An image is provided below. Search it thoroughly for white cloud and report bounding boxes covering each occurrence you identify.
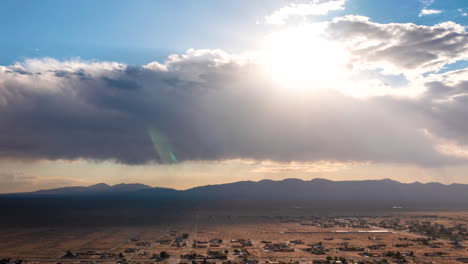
[264,0,346,25]
[419,9,442,16]
[326,16,468,76]
[420,0,435,6]
[457,8,468,16]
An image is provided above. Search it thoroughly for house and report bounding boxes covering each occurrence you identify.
[290,240,305,245]
[367,244,386,250]
[313,260,328,264]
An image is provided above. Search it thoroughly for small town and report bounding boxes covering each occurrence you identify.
[0,212,466,264]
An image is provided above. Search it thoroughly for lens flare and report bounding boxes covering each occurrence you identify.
[148,127,178,164]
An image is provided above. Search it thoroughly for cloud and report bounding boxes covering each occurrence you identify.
[0,47,467,167]
[0,172,82,193]
[420,0,434,6]
[264,0,346,25]
[419,9,442,17]
[0,17,467,167]
[0,173,37,193]
[458,9,468,16]
[326,16,468,75]
[418,68,468,146]
[251,160,361,173]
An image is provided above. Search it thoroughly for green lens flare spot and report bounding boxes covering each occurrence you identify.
[148,127,178,164]
[169,152,178,162]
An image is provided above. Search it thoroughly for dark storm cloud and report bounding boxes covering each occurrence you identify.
[417,69,468,146]
[0,46,466,166]
[102,77,141,90]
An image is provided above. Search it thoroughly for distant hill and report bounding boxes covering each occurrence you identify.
[1,178,467,227]
[179,178,468,202]
[31,183,152,195]
[13,178,468,203]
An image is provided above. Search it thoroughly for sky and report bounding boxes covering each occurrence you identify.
[0,0,468,193]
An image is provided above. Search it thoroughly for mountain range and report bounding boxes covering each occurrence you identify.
[10,178,468,203]
[1,178,467,227]
[31,182,152,195]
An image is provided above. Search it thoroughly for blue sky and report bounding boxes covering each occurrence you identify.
[1,0,466,65]
[0,0,278,64]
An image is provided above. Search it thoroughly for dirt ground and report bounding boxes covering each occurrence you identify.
[0,211,466,264]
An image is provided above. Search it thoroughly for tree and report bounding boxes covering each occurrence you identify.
[395,251,403,260]
[160,251,170,259]
[63,250,74,258]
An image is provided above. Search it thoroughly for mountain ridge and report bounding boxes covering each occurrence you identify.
[30,182,152,195]
[5,178,467,204]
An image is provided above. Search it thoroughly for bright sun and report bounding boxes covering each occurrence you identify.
[260,24,349,89]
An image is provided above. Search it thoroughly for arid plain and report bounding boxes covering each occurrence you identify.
[1,210,467,264]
